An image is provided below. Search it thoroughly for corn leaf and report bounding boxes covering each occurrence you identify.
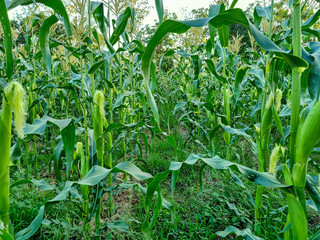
[53,140,63,183]
[306,175,320,213]
[39,15,58,74]
[78,163,153,186]
[302,9,320,29]
[308,55,320,101]
[109,7,134,45]
[254,6,271,27]
[60,121,76,178]
[216,225,264,239]
[169,153,290,189]
[90,1,118,63]
[286,193,308,240]
[15,206,45,240]
[0,229,14,240]
[234,66,249,101]
[0,0,13,79]
[218,25,229,47]
[88,59,106,74]
[24,115,73,135]
[154,0,164,24]
[9,142,22,165]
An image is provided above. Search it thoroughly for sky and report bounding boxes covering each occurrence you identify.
[144,0,256,25]
[8,0,257,25]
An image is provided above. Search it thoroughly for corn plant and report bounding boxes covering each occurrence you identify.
[0,82,27,233]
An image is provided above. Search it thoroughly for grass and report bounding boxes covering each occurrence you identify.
[8,129,320,239]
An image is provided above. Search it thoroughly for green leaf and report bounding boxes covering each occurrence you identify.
[216,225,263,240]
[53,140,63,183]
[30,179,55,191]
[306,175,320,213]
[170,169,180,197]
[48,181,74,202]
[0,229,14,240]
[24,115,72,135]
[272,105,284,137]
[78,162,153,186]
[234,66,248,101]
[166,135,177,152]
[39,15,58,74]
[88,59,106,74]
[90,1,118,63]
[302,9,320,29]
[61,120,76,178]
[286,193,308,240]
[248,22,308,71]
[254,6,271,28]
[15,206,45,240]
[78,165,112,186]
[221,125,252,139]
[0,0,13,79]
[9,0,72,36]
[311,230,320,240]
[308,55,320,101]
[229,0,238,9]
[103,221,130,232]
[10,179,33,189]
[218,25,229,47]
[205,59,227,83]
[112,162,153,181]
[109,7,133,45]
[154,0,164,24]
[169,154,290,189]
[10,142,22,165]
[143,171,170,240]
[145,170,170,211]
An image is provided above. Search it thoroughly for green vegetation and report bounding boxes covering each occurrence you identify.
[1,0,320,239]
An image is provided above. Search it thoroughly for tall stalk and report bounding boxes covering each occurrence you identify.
[286,1,309,239]
[222,47,231,160]
[93,91,105,232]
[289,1,301,172]
[255,0,274,225]
[106,60,114,214]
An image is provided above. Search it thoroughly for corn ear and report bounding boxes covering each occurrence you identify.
[258,93,274,171]
[293,100,320,188]
[0,82,26,229]
[93,91,105,166]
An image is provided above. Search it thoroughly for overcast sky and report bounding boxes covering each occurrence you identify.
[144,0,256,25]
[8,0,257,25]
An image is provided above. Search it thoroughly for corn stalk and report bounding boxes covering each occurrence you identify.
[0,82,27,231]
